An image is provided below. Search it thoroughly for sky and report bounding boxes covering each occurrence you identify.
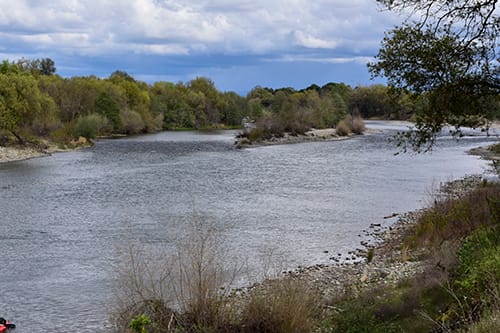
[0,0,403,94]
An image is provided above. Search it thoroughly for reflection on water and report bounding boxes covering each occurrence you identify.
[0,122,497,332]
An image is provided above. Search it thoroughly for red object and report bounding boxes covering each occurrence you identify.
[0,321,14,332]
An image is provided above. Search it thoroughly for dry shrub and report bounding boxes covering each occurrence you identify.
[335,119,351,136]
[335,115,366,136]
[171,216,239,330]
[350,115,366,134]
[239,277,321,333]
[111,215,239,333]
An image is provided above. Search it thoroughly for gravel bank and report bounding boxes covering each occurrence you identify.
[0,145,49,163]
[240,175,488,302]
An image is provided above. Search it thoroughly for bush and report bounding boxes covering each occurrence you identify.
[454,225,500,305]
[111,215,239,333]
[120,109,145,135]
[240,278,321,333]
[74,113,111,139]
[351,115,366,134]
[50,122,76,144]
[335,115,366,136]
[408,183,500,248]
[335,119,351,136]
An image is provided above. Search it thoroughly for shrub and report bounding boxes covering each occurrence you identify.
[50,122,76,143]
[111,215,239,333]
[351,115,366,134]
[239,278,321,333]
[335,115,366,136]
[120,109,145,134]
[454,225,500,304]
[335,119,351,136]
[407,183,500,248]
[74,113,111,139]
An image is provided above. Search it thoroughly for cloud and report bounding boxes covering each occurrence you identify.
[0,0,399,56]
[0,0,401,91]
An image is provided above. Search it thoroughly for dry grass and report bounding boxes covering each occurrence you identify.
[335,115,366,136]
[239,278,321,333]
[350,115,366,134]
[407,183,500,248]
[111,215,322,333]
[111,215,239,332]
[335,119,351,136]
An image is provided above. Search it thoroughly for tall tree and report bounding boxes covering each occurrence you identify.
[0,73,42,144]
[370,0,499,152]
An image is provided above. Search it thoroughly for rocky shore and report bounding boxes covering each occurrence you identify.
[240,175,489,304]
[0,145,50,163]
[0,137,91,164]
[235,127,380,148]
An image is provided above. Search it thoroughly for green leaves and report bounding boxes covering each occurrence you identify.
[0,72,42,142]
[370,0,499,152]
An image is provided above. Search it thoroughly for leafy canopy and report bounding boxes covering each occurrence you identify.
[370,0,499,152]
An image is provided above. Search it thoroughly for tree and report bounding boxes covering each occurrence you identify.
[17,58,56,75]
[94,92,122,131]
[370,0,499,152]
[0,73,42,144]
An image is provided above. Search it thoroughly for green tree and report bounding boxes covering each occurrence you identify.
[349,85,393,119]
[219,91,249,126]
[17,58,56,76]
[370,0,499,152]
[0,73,42,144]
[94,92,122,131]
[188,77,222,126]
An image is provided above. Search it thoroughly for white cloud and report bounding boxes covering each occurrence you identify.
[294,31,339,49]
[0,0,400,57]
[270,54,374,65]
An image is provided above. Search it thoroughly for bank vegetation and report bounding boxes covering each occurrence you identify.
[112,172,500,333]
[3,58,497,153]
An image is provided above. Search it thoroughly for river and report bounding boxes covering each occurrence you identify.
[0,121,497,332]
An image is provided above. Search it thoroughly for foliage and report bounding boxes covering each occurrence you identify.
[370,0,499,152]
[454,226,500,304]
[407,183,500,248]
[0,72,43,143]
[240,278,321,333]
[321,181,500,333]
[17,58,56,76]
[94,92,122,131]
[74,113,111,139]
[120,109,145,135]
[0,56,449,147]
[130,314,150,333]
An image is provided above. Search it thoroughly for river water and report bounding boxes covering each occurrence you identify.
[0,121,497,332]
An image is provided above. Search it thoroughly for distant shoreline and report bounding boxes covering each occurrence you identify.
[0,138,91,164]
[235,127,381,148]
[0,145,50,164]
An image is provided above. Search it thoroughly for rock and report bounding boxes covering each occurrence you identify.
[77,136,88,145]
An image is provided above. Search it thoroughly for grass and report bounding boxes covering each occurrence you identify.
[113,180,500,333]
[111,215,321,333]
[319,181,500,333]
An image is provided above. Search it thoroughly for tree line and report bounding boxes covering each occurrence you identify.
[1,58,498,146]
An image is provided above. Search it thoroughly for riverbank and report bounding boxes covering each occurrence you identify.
[0,145,49,163]
[240,175,499,332]
[235,127,380,148]
[0,137,91,164]
[114,175,498,332]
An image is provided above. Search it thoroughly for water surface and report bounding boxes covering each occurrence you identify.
[0,121,497,332]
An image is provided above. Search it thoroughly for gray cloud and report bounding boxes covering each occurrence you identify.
[0,0,402,91]
[0,0,400,56]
